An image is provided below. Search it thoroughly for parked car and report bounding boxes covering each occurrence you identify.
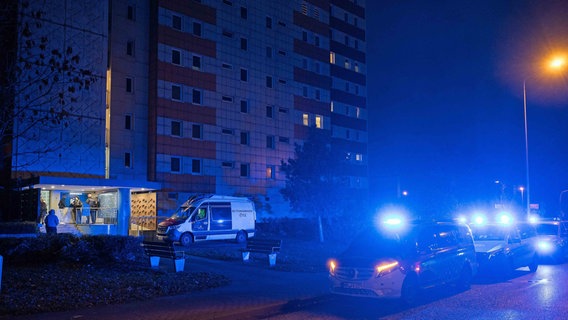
[156,194,256,246]
[328,221,478,305]
[532,220,568,263]
[470,222,538,277]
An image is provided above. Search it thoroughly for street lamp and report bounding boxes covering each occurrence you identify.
[522,55,566,219]
[519,186,525,207]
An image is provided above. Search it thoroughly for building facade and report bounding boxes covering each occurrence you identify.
[5,0,367,236]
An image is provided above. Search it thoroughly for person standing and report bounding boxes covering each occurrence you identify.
[38,198,48,225]
[86,194,98,224]
[44,209,59,235]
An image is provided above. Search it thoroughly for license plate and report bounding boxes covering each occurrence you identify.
[342,282,362,289]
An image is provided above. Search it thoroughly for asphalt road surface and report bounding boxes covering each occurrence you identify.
[263,264,568,320]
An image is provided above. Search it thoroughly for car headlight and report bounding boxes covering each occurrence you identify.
[537,240,555,253]
[328,259,338,275]
[375,260,399,278]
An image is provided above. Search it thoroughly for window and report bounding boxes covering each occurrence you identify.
[315,89,321,101]
[302,31,308,42]
[172,49,181,65]
[124,152,132,168]
[240,163,250,177]
[301,3,308,15]
[266,46,272,58]
[278,50,286,56]
[222,29,234,37]
[126,78,133,93]
[330,52,336,64]
[302,86,308,97]
[222,63,233,69]
[266,166,275,179]
[266,135,275,149]
[192,89,202,104]
[172,15,182,30]
[354,39,359,50]
[355,85,359,95]
[356,153,363,162]
[222,96,233,102]
[266,105,273,118]
[354,63,359,73]
[266,76,273,88]
[221,128,234,135]
[172,85,181,100]
[302,113,309,126]
[345,59,350,69]
[192,159,201,174]
[240,6,247,19]
[266,16,272,29]
[192,55,201,70]
[344,35,349,46]
[315,35,320,47]
[278,107,288,114]
[302,58,308,69]
[192,124,202,139]
[315,115,323,128]
[279,136,289,143]
[240,131,249,145]
[240,68,248,81]
[125,114,132,130]
[223,0,232,5]
[344,12,348,22]
[240,100,249,113]
[171,157,181,173]
[127,5,135,21]
[193,22,202,37]
[221,161,234,168]
[315,62,320,74]
[171,121,182,137]
[126,41,134,56]
[240,37,247,50]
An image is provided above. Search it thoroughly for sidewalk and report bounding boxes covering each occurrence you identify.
[13,255,330,320]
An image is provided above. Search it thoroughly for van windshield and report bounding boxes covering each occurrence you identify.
[169,205,196,221]
[343,231,415,259]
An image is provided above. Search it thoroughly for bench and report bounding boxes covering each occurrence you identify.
[141,240,188,272]
[240,238,282,267]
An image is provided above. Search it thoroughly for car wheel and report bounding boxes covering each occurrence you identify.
[179,232,193,247]
[401,275,420,306]
[528,255,539,273]
[235,230,247,243]
[456,265,472,291]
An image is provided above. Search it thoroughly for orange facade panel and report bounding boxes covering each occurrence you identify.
[157,61,216,91]
[156,135,216,159]
[157,98,216,125]
[158,25,216,58]
[157,173,216,193]
[159,0,216,25]
[294,95,330,115]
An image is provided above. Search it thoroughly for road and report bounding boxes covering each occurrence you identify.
[263,264,568,320]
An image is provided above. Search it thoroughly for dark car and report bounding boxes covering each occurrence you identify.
[328,221,478,305]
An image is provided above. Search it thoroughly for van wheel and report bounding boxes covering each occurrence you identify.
[401,275,420,306]
[235,230,247,244]
[179,233,193,247]
[528,255,539,273]
[456,265,472,291]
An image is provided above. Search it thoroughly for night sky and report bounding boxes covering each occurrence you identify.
[366,0,568,216]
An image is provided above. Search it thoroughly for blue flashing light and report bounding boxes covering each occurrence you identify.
[497,212,513,225]
[528,215,539,224]
[472,214,486,225]
[537,240,554,254]
[456,215,468,224]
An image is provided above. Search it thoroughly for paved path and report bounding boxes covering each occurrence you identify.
[13,255,329,320]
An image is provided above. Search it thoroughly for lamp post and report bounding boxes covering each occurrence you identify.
[523,81,530,219]
[522,55,566,219]
[519,186,525,207]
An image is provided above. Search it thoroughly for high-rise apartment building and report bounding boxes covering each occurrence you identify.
[3,0,367,236]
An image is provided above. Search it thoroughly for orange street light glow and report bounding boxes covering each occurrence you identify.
[549,56,566,70]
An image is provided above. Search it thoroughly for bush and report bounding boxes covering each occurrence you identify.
[0,234,144,267]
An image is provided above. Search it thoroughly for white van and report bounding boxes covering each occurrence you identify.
[156,194,256,246]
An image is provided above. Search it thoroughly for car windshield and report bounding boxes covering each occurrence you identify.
[535,224,558,236]
[471,225,508,241]
[343,230,416,259]
[169,205,196,221]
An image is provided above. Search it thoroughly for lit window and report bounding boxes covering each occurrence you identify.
[315,115,323,128]
[266,166,275,179]
[344,59,350,69]
[330,52,335,64]
[302,113,309,126]
[354,63,359,73]
[330,101,334,112]
[356,107,360,118]
[356,154,363,162]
